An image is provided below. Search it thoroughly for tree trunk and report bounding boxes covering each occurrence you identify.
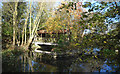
[81,31,84,38]
[25,23,27,45]
[25,15,42,49]
[21,8,29,46]
[24,11,29,45]
[21,28,24,46]
[25,3,45,50]
[13,2,18,47]
[29,2,32,38]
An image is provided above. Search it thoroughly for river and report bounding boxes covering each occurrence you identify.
[2,48,120,72]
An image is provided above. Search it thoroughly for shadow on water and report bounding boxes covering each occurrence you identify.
[2,48,120,72]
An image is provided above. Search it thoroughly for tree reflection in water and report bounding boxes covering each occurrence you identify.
[2,50,120,72]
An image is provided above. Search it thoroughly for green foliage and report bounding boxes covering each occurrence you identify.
[102,49,116,58]
[2,2,27,38]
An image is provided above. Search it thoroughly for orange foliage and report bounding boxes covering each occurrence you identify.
[44,2,86,34]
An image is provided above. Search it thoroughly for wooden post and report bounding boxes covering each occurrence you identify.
[40,54,42,61]
[41,34,42,41]
[53,52,57,59]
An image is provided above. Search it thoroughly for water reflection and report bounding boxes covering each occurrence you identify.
[69,56,120,72]
[2,50,120,72]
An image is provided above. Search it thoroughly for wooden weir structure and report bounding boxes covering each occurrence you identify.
[32,29,72,59]
[33,29,71,42]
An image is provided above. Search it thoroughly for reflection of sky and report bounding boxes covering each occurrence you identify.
[101,64,113,72]
[79,64,86,69]
[32,60,37,66]
[70,58,118,72]
[31,60,41,71]
[84,48,100,54]
[100,59,118,72]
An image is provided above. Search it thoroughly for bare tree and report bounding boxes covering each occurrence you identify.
[25,2,46,49]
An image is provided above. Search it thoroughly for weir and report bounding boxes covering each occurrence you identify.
[31,29,72,59]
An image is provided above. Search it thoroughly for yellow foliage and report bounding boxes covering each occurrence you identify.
[104,41,107,43]
[79,58,82,61]
[95,55,98,58]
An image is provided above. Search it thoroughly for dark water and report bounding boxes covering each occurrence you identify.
[2,48,120,72]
